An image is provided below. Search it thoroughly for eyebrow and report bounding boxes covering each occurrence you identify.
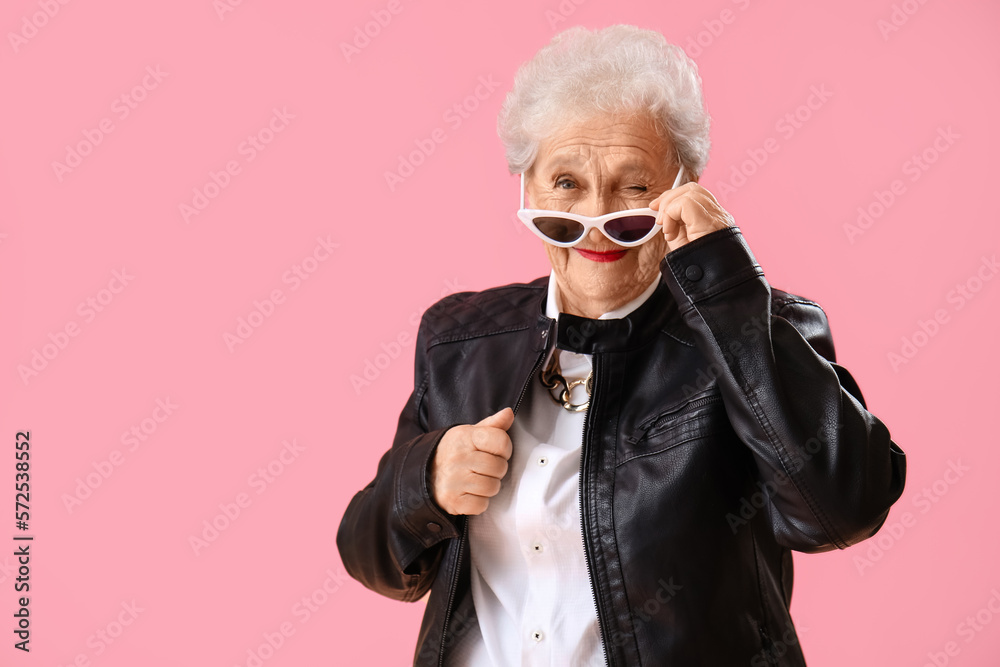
[541,159,658,180]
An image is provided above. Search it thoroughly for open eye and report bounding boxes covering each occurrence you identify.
[556,178,577,189]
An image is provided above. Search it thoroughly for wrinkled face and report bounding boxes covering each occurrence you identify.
[525,112,686,318]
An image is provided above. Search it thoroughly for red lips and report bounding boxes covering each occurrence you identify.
[575,248,628,262]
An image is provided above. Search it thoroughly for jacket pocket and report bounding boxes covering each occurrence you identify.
[617,392,728,467]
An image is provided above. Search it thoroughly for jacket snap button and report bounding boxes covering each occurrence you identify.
[685,265,703,281]
[427,522,441,533]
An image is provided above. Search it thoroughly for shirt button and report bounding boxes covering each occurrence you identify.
[531,630,544,642]
[537,456,548,466]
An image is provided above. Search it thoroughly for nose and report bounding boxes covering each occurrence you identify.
[577,191,617,218]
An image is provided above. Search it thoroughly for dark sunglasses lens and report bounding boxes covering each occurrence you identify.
[533,216,585,244]
[605,215,658,243]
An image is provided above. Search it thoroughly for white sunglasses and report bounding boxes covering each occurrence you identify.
[517,165,687,247]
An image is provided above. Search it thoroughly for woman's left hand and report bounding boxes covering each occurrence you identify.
[649,182,736,253]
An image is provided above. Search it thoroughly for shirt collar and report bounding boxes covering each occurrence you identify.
[544,268,660,321]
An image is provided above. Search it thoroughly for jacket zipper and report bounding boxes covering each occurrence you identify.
[626,394,722,444]
[748,522,774,658]
[580,357,612,667]
[436,519,466,667]
[436,343,548,667]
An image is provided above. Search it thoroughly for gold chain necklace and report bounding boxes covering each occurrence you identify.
[539,349,593,412]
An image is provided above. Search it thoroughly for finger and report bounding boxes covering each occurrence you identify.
[664,195,715,240]
[461,472,503,498]
[657,194,684,242]
[650,180,693,210]
[472,428,513,459]
[475,407,515,431]
[455,494,490,516]
[468,450,509,480]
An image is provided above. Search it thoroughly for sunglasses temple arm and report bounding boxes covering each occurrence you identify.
[672,164,686,189]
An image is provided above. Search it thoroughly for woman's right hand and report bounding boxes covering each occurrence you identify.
[429,407,515,515]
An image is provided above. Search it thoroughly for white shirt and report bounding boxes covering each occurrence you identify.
[450,270,660,666]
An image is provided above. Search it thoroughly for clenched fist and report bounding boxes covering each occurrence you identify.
[429,407,514,516]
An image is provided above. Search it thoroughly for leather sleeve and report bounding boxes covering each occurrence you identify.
[336,310,463,601]
[661,226,906,552]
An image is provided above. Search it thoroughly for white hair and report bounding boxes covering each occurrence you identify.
[497,24,711,178]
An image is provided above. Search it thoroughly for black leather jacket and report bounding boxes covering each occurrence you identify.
[337,226,906,666]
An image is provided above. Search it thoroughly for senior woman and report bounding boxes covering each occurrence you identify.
[338,25,905,666]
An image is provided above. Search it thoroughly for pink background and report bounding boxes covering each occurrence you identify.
[2,0,998,664]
